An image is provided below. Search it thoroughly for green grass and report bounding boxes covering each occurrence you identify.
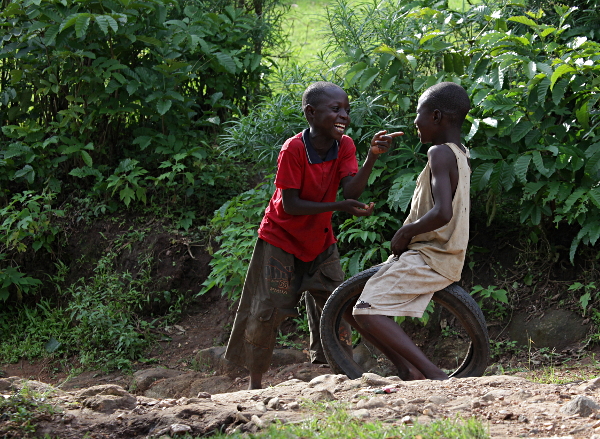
[210,402,489,439]
[281,0,477,65]
[280,0,333,65]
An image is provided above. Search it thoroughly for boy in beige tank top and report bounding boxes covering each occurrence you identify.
[351,82,471,381]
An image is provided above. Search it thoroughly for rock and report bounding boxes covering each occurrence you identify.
[351,408,370,418]
[302,388,335,402]
[361,373,395,387]
[307,374,348,391]
[507,309,590,349]
[560,395,600,417]
[75,384,131,399]
[82,394,137,414]
[255,402,267,413]
[251,414,265,428]
[0,378,11,391]
[428,395,448,405]
[131,368,183,393]
[352,341,379,372]
[578,377,600,393]
[170,424,192,435]
[401,403,419,415]
[143,373,234,399]
[356,396,386,409]
[422,403,437,415]
[285,401,300,410]
[267,397,280,410]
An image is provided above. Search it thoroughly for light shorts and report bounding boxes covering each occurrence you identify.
[352,250,453,318]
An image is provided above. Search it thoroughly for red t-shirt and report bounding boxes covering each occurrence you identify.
[258,129,359,262]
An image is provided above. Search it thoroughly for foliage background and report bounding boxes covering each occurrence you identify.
[2,0,600,369]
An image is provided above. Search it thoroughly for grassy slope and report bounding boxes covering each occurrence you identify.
[282,0,472,65]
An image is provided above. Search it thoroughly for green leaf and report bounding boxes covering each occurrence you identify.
[511,120,533,143]
[576,99,590,129]
[59,15,77,32]
[214,52,237,74]
[359,67,379,90]
[44,24,60,45]
[550,63,575,89]
[136,35,163,47]
[514,155,531,184]
[75,14,91,39]
[470,147,502,160]
[156,100,172,115]
[508,16,538,27]
[95,15,109,34]
[471,163,494,192]
[81,150,93,167]
[532,150,552,177]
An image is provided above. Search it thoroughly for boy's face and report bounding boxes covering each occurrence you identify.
[306,87,350,142]
[414,99,437,144]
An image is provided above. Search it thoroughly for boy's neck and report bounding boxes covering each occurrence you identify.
[432,128,463,151]
[309,130,337,157]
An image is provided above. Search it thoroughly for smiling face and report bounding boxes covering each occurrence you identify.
[306,87,351,144]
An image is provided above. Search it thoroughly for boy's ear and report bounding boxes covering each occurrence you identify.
[432,108,442,124]
[304,104,315,121]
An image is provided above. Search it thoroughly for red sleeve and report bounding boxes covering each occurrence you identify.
[338,136,359,180]
[274,137,303,190]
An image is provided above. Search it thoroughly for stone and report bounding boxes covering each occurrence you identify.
[356,396,386,409]
[131,368,182,393]
[560,395,600,417]
[507,309,590,349]
[428,395,449,405]
[143,373,234,399]
[81,393,137,414]
[360,373,394,387]
[301,388,335,402]
[251,414,265,428]
[307,374,348,390]
[351,409,370,418]
[352,342,379,372]
[267,397,280,410]
[170,424,192,435]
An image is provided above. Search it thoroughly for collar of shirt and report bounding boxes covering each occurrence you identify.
[302,128,339,164]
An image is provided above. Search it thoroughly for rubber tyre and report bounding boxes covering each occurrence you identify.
[320,262,490,379]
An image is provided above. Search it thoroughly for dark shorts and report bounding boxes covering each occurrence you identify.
[224,238,348,373]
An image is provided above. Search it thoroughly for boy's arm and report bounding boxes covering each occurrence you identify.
[341,131,403,200]
[390,144,457,255]
[282,189,374,217]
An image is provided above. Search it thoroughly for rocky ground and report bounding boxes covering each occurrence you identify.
[4,367,600,439]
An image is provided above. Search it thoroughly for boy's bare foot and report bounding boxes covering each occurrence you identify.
[248,372,262,390]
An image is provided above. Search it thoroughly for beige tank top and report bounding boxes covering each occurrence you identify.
[406,142,470,282]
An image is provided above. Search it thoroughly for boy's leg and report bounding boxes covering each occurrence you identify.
[351,250,452,380]
[353,313,447,380]
[224,239,302,389]
[343,308,423,380]
[305,292,327,364]
[297,244,353,363]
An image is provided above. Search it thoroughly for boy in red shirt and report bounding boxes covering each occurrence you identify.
[225,81,402,389]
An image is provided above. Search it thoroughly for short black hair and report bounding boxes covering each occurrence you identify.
[302,81,345,109]
[419,82,470,126]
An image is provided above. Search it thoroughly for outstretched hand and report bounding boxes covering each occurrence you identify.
[370,130,404,155]
[340,200,375,217]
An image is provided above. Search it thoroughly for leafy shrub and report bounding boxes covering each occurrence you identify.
[0,0,278,209]
[200,180,274,301]
[0,191,63,302]
[322,0,600,263]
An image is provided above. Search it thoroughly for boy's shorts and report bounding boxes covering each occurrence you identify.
[225,238,350,373]
[352,250,452,318]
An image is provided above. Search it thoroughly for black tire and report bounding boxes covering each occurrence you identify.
[320,262,490,379]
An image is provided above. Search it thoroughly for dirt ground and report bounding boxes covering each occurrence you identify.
[3,216,600,438]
